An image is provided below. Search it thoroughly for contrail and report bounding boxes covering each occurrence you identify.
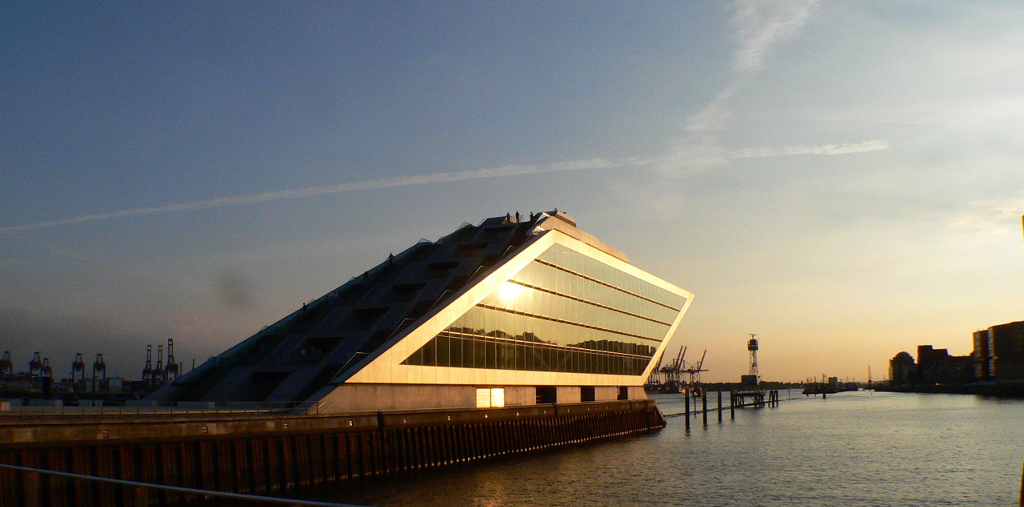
[0,158,637,234]
[729,140,890,158]
[1,139,888,234]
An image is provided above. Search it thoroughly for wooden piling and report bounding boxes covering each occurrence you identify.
[702,392,707,426]
[1019,459,1023,506]
[684,389,690,431]
[717,390,722,423]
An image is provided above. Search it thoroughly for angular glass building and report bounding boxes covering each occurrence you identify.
[151,211,693,413]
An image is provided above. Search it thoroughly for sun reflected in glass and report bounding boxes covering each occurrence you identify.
[498,281,524,300]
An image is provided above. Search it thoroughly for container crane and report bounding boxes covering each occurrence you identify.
[93,354,106,393]
[165,339,179,382]
[92,354,106,381]
[142,345,154,386]
[660,346,686,393]
[28,352,42,379]
[0,351,12,377]
[645,353,665,390]
[155,344,166,386]
[40,358,53,378]
[71,353,86,381]
[683,349,708,386]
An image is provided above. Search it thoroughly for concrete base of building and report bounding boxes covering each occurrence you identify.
[311,383,650,414]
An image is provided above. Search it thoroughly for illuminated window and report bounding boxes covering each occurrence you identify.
[475,387,505,408]
[490,387,505,408]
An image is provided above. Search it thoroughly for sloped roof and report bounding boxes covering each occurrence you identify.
[151,211,603,403]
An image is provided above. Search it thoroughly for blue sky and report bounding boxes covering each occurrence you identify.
[2,1,1023,382]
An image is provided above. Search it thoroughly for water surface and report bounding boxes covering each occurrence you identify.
[301,391,1024,506]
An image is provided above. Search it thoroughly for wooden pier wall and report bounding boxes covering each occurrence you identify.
[0,400,664,506]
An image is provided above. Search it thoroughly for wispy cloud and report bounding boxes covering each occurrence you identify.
[685,82,745,134]
[729,140,890,158]
[0,158,643,234]
[732,0,819,72]
[952,194,1024,235]
[660,0,820,177]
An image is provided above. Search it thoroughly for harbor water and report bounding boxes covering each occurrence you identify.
[300,390,1024,506]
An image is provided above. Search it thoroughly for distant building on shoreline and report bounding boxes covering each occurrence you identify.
[888,320,1024,388]
[975,320,1024,382]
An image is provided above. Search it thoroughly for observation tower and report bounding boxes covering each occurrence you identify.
[742,334,759,386]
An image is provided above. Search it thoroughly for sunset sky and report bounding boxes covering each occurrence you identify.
[3,1,1023,382]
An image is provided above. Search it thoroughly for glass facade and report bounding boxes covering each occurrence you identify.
[403,244,687,376]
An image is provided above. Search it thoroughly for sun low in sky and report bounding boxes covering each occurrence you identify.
[2,1,1023,382]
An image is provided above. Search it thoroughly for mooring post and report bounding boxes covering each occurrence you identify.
[730,390,735,419]
[717,390,723,423]
[702,392,708,426]
[1019,459,1023,506]
[684,388,690,430]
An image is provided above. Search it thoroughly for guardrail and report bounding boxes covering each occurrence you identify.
[0,462,359,507]
[0,399,335,418]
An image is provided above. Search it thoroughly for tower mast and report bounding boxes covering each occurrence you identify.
[747,333,759,381]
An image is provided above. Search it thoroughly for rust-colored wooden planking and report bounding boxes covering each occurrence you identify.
[436,425,450,465]
[334,433,350,481]
[383,429,395,473]
[177,442,199,503]
[249,437,267,493]
[69,446,91,505]
[264,437,281,491]
[408,428,420,469]
[348,432,364,480]
[233,438,251,493]
[293,434,311,488]
[0,452,19,507]
[95,446,117,506]
[408,427,420,469]
[366,430,382,477]
[475,422,486,459]
[44,448,69,507]
[426,426,439,468]
[418,427,429,468]
[393,429,405,472]
[117,445,138,507]
[197,441,216,491]
[317,434,333,484]
[279,435,295,489]
[159,443,181,505]
[214,439,233,492]
[308,434,325,485]
[481,422,493,458]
